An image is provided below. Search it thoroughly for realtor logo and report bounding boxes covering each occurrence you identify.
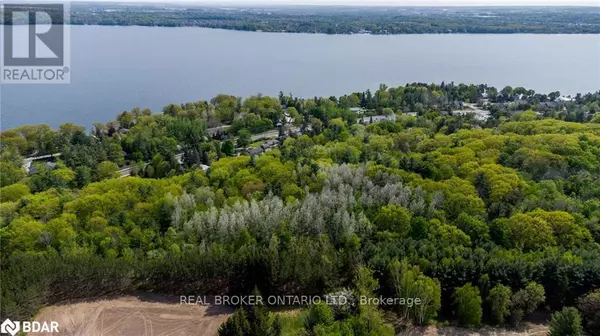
[0,318,59,335]
[1,3,71,83]
[0,319,19,336]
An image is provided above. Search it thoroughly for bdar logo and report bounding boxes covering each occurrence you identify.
[0,319,20,336]
[0,318,58,335]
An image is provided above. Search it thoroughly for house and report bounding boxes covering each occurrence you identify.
[283,113,294,124]
[540,101,559,109]
[451,101,464,110]
[28,161,57,174]
[361,115,396,125]
[557,96,574,102]
[261,139,279,150]
[247,147,264,156]
[349,107,365,114]
[404,112,418,117]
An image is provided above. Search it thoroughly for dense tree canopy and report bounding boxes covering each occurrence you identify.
[1,82,599,333]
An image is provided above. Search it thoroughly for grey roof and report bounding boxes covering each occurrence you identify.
[540,101,559,108]
[362,115,397,124]
[248,147,264,156]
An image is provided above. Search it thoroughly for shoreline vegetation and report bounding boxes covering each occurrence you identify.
[2,4,600,34]
[1,82,600,335]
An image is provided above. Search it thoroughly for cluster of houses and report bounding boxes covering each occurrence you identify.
[246,139,280,156]
[360,115,397,125]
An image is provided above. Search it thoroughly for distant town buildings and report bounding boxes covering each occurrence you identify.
[361,115,397,125]
[349,107,366,114]
[246,138,281,156]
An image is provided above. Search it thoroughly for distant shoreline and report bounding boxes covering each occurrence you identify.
[4,23,600,35]
[4,3,598,34]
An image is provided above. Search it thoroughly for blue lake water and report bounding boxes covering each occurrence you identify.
[1,26,599,129]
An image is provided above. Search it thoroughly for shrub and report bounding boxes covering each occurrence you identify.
[577,289,600,336]
[453,283,483,327]
[549,307,582,336]
[303,302,334,331]
[487,284,512,325]
[510,282,545,325]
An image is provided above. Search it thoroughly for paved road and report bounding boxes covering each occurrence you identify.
[23,125,298,177]
[251,127,299,141]
[23,153,62,170]
[207,125,230,136]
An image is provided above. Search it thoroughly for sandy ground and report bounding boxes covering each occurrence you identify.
[401,323,549,336]
[30,293,552,336]
[31,293,233,336]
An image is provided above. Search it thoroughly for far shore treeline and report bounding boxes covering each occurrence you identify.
[1,4,600,34]
[1,82,600,335]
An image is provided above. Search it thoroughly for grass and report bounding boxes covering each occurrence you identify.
[273,309,304,335]
[248,140,265,148]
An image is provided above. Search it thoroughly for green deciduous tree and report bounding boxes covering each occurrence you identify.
[96,161,119,180]
[453,283,482,327]
[487,284,512,325]
[549,307,582,336]
[222,140,236,157]
[389,259,441,325]
[374,204,411,236]
[0,183,30,203]
[510,282,546,325]
[237,129,252,148]
[577,289,600,336]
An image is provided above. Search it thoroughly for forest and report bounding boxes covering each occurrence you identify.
[5,4,598,34]
[1,82,600,335]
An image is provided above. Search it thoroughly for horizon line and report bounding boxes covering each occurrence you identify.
[18,0,599,7]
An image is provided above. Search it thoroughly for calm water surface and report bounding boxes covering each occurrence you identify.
[1,26,599,129]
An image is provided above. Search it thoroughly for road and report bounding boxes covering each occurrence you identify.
[207,125,230,136]
[251,126,299,141]
[22,153,62,170]
[23,126,297,178]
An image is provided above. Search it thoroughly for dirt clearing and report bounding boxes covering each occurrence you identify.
[401,324,549,336]
[31,293,233,336]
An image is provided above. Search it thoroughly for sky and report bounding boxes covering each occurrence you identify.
[201,0,600,5]
[48,0,600,5]
[214,0,600,4]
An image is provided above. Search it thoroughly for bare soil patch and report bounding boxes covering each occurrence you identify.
[400,323,549,336]
[31,293,233,336]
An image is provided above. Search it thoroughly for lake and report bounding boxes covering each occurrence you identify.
[1,26,599,130]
